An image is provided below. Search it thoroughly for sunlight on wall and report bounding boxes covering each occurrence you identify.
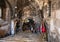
[56,10,60,19]
[0,8,1,18]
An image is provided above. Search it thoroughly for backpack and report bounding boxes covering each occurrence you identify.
[41,22,46,33]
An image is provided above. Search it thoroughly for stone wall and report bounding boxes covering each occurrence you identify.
[47,0,60,42]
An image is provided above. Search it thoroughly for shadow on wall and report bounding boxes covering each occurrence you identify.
[49,35,59,42]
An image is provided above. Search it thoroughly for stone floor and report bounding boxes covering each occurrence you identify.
[0,31,47,42]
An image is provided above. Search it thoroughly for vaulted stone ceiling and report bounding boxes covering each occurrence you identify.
[4,0,60,10]
[7,0,60,18]
[17,0,48,9]
[17,0,34,11]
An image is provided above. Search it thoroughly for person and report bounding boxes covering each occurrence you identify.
[16,19,20,33]
[22,22,28,31]
[11,20,15,36]
[30,25,33,33]
[28,19,35,33]
[41,21,47,41]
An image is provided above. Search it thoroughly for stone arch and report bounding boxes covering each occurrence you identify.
[5,0,13,19]
[5,0,13,34]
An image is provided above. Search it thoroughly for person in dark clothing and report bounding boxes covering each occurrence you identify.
[28,19,36,33]
[16,20,20,33]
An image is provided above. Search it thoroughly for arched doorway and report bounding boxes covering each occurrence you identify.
[19,2,42,33]
[16,0,50,41]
